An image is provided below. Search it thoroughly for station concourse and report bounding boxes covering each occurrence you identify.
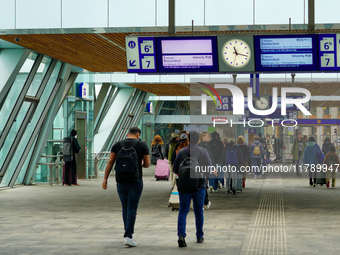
[1,0,340,254]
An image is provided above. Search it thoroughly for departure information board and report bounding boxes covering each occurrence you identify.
[155,36,219,73]
[254,35,318,72]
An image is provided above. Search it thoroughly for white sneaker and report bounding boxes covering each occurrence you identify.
[204,201,211,209]
[258,175,262,179]
[213,189,218,193]
[254,176,257,179]
[125,237,137,247]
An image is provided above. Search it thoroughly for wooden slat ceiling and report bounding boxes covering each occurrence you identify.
[0,33,129,72]
[128,82,340,96]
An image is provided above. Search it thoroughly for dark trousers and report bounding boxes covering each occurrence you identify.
[178,187,205,238]
[117,179,143,238]
[64,157,77,185]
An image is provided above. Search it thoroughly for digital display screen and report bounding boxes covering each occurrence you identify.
[156,36,219,73]
[254,35,318,72]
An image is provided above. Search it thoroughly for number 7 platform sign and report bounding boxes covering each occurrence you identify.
[319,34,340,71]
[126,37,157,73]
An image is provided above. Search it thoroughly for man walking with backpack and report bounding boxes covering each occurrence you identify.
[102,127,150,247]
[172,131,216,248]
[249,135,266,179]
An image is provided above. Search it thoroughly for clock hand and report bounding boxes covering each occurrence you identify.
[238,53,248,57]
[233,47,238,55]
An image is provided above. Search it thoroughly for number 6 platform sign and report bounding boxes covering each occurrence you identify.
[319,34,340,71]
[126,37,157,73]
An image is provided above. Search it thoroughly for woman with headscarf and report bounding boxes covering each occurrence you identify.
[151,135,165,165]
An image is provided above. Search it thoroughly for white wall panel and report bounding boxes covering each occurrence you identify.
[256,0,304,25]
[110,0,155,27]
[205,0,253,26]
[176,0,204,26]
[0,0,15,29]
[62,0,108,28]
[16,0,61,29]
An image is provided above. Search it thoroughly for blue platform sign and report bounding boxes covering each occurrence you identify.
[318,34,340,71]
[126,37,157,73]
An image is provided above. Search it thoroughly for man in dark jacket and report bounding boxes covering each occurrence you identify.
[64,129,81,186]
[291,133,306,177]
[207,132,224,192]
[222,137,244,195]
[173,131,216,247]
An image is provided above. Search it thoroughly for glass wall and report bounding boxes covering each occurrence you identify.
[33,80,95,183]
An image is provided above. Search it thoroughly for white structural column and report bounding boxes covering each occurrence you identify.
[316,107,323,146]
[331,107,338,136]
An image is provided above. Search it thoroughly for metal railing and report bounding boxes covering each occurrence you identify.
[93,151,111,178]
[37,155,64,186]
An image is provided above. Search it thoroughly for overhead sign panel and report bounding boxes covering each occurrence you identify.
[318,34,340,71]
[155,36,219,73]
[254,35,318,72]
[126,37,157,73]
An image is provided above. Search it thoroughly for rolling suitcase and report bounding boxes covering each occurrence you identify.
[236,175,243,192]
[168,184,193,211]
[169,185,180,211]
[155,159,169,181]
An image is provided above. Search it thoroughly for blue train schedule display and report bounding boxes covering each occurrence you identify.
[254,35,318,72]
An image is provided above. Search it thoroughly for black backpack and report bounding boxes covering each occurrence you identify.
[152,144,160,156]
[63,136,74,162]
[177,147,204,193]
[115,140,139,183]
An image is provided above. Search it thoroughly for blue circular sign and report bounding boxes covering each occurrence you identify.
[128,41,136,49]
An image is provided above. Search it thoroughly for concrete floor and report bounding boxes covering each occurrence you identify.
[0,164,339,255]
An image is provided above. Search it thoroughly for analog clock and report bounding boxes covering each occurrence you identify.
[221,39,251,68]
[255,97,269,110]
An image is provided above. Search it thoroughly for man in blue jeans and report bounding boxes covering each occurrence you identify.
[102,127,150,247]
[173,131,216,247]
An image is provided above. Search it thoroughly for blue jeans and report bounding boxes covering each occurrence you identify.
[209,175,218,190]
[117,179,143,238]
[252,158,262,177]
[209,163,221,190]
[178,187,205,238]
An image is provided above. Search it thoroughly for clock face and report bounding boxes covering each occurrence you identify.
[221,39,251,68]
[255,97,269,110]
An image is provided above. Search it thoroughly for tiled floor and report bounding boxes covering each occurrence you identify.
[1,164,339,255]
